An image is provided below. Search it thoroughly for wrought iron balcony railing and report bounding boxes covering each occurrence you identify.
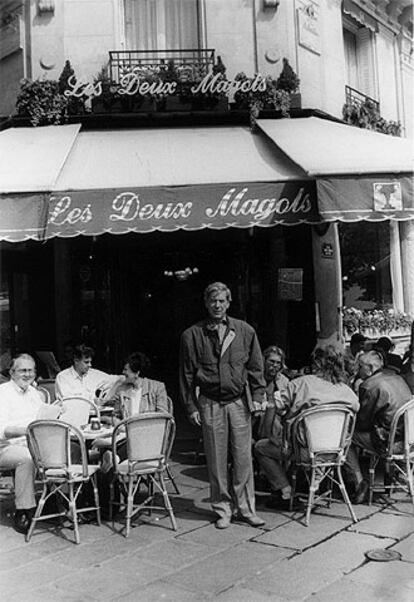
[345,85,380,110]
[109,49,216,84]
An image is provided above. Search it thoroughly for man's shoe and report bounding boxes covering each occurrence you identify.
[237,514,265,528]
[265,494,291,511]
[215,516,231,529]
[352,480,369,504]
[13,508,35,535]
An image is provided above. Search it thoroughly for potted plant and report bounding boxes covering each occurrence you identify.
[15,77,68,126]
[343,306,413,338]
[58,60,86,115]
[233,72,291,126]
[342,98,401,136]
[276,57,301,109]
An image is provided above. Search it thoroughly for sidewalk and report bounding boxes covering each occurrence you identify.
[1,447,414,602]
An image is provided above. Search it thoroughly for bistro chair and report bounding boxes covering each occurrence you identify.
[365,397,414,511]
[37,379,57,403]
[54,396,100,429]
[290,404,357,526]
[109,412,177,538]
[37,386,51,405]
[164,397,180,494]
[26,419,101,544]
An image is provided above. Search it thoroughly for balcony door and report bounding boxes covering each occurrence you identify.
[124,0,201,50]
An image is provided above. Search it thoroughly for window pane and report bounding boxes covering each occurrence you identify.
[125,0,199,50]
[340,222,392,309]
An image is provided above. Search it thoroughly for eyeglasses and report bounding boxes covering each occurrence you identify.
[14,369,36,374]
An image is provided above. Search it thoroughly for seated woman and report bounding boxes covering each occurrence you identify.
[94,351,169,465]
[254,345,359,510]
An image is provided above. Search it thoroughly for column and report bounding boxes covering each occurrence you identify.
[400,220,414,314]
[311,223,344,350]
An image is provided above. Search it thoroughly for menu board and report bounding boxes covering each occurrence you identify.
[278,268,303,301]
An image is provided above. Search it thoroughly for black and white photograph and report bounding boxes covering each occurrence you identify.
[0,1,413,600]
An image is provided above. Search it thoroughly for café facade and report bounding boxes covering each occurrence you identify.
[0,108,413,400]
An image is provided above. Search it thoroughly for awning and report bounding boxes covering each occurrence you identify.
[1,117,413,241]
[0,125,318,241]
[257,117,414,222]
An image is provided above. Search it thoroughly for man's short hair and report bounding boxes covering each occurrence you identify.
[350,333,367,346]
[203,282,232,303]
[72,344,95,361]
[360,350,384,372]
[10,353,36,371]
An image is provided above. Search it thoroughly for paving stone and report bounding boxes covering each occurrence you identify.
[214,585,282,601]
[177,521,265,548]
[130,538,220,570]
[116,579,209,601]
[348,512,414,539]
[391,533,414,562]
[164,541,291,596]
[252,506,300,529]
[0,546,40,571]
[312,500,381,521]
[0,558,75,598]
[349,561,414,593]
[254,513,348,550]
[6,586,97,602]
[52,561,161,600]
[244,531,394,601]
[174,510,215,533]
[304,574,409,602]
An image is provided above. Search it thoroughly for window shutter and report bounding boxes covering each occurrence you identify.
[356,27,376,99]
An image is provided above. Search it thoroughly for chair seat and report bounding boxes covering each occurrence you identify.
[117,460,162,475]
[45,465,100,479]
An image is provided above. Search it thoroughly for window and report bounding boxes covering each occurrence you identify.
[343,24,377,100]
[124,0,200,50]
[340,222,392,310]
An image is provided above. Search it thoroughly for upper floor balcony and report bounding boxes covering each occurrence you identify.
[109,49,216,85]
[345,85,380,111]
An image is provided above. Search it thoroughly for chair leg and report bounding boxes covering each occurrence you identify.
[159,473,177,531]
[405,458,414,513]
[290,467,297,512]
[91,474,101,526]
[337,466,357,523]
[26,484,48,543]
[125,477,134,538]
[69,483,80,545]
[166,465,180,494]
[368,456,376,505]
[305,470,317,526]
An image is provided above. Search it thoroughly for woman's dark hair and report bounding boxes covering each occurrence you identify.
[310,345,347,384]
[125,351,151,376]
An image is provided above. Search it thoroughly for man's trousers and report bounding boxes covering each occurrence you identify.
[199,395,256,520]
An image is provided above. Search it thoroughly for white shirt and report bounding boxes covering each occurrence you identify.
[55,366,120,401]
[0,380,44,449]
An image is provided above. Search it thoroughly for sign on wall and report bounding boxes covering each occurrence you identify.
[278,268,304,301]
[297,3,321,55]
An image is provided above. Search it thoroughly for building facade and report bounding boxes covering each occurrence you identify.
[0,0,413,393]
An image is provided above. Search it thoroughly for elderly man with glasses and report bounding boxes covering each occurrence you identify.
[346,349,412,504]
[0,353,46,534]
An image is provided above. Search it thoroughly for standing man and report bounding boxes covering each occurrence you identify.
[179,282,266,529]
[0,354,45,533]
[55,343,122,401]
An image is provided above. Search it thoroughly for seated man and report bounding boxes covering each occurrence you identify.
[0,354,47,534]
[346,349,412,503]
[255,346,359,510]
[55,343,122,401]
